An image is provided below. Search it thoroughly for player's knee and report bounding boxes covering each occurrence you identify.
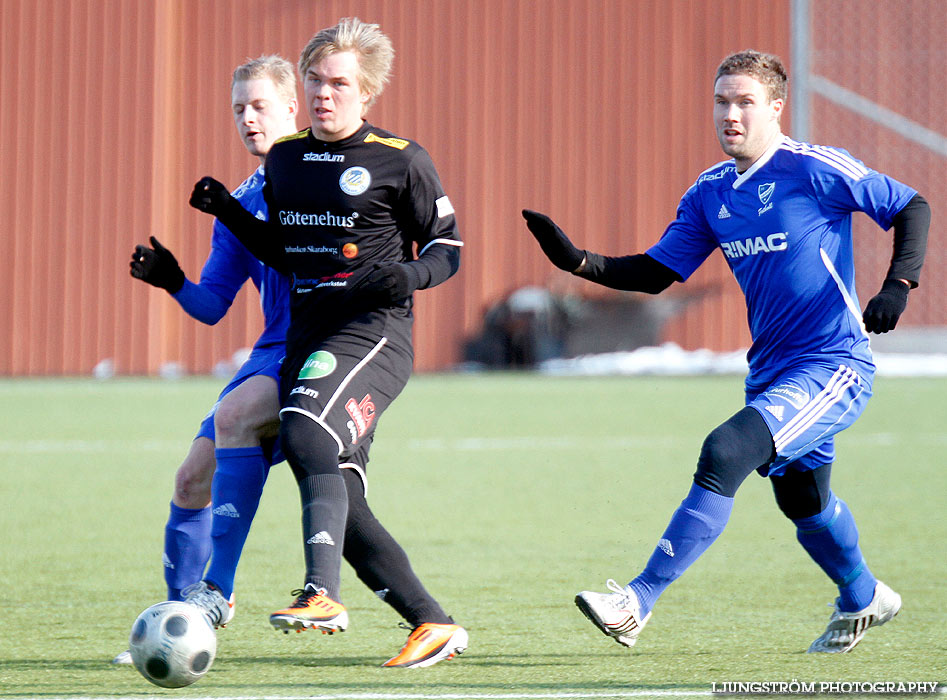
[694,408,775,497]
[214,394,277,444]
[694,424,744,495]
[773,487,821,520]
[172,457,213,507]
[771,464,831,520]
[280,411,340,479]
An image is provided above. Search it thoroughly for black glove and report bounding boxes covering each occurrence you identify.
[189,176,233,217]
[348,263,420,308]
[129,236,185,293]
[522,209,586,272]
[863,279,909,334]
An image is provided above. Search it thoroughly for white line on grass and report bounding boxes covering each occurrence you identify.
[30,692,712,700]
[0,438,180,453]
[33,686,947,700]
[404,433,947,451]
[406,437,681,451]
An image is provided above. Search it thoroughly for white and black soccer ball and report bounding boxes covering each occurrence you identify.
[128,601,217,688]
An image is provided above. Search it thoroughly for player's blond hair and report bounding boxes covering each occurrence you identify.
[715,50,788,104]
[298,17,394,110]
[232,55,297,103]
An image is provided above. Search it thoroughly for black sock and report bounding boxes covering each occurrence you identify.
[343,469,452,626]
[299,473,348,601]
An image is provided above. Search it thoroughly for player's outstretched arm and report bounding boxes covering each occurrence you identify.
[522,209,679,294]
[129,236,185,293]
[862,193,930,334]
[189,176,286,273]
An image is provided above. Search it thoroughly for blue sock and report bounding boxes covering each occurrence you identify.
[163,503,212,601]
[629,483,733,618]
[203,447,267,599]
[793,492,876,612]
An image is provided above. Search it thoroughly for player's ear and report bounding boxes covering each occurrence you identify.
[771,98,785,121]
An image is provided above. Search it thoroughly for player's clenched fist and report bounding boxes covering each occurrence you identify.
[862,279,909,334]
[129,236,185,293]
[189,176,232,216]
[522,209,586,273]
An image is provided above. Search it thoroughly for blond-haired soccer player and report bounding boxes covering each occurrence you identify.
[189,19,467,668]
[119,55,298,665]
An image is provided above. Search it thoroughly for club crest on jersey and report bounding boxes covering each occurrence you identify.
[757,182,775,215]
[298,350,337,380]
[339,166,371,196]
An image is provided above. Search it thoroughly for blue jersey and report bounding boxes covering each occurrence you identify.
[646,135,916,391]
[172,166,290,350]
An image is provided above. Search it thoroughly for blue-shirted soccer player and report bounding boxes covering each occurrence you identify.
[523,50,929,654]
[123,57,299,661]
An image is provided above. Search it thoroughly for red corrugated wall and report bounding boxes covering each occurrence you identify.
[8,0,936,375]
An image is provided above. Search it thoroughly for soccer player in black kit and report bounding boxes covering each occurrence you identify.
[189,17,466,669]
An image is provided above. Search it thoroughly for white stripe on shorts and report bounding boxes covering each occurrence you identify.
[277,336,389,456]
[318,336,388,421]
[772,364,860,453]
[340,462,367,497]
[278,407,345,454]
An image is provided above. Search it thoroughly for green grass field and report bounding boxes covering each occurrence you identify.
[0,374,944,698]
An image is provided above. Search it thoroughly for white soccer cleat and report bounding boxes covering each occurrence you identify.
[182,580,235,629]
[111,649,133,664]
[575,579,651,648]
[807,580,901,653]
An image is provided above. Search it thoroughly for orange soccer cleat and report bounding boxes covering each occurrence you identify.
[269,583,348,634]
[382,622,468,668]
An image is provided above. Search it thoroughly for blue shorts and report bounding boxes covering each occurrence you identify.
[196,345,285,466]
[748,360,873,477]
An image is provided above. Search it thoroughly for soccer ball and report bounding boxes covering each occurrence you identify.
[128,601,217,688]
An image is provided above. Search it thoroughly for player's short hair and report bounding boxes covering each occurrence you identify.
[298,17,394,109]
[232,55,297,104]
[715,50,788,103]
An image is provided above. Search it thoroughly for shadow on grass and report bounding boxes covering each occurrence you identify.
[1,655,710,696]
[1,648,718,671]
[221,652,601,669]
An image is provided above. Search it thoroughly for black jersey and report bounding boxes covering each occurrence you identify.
[258,122,462,349]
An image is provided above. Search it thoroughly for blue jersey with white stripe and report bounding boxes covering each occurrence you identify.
[172,166,290,350]
[646,135,916,391]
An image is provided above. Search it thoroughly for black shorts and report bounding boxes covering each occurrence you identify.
[279,309,413,468]
[340,436,372,496]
